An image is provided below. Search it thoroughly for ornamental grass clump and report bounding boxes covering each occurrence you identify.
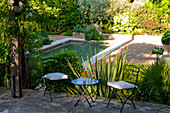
[68,47,128,98]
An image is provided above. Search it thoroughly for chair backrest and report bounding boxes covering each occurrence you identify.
[42,57,59,75]
[122,64,140,85]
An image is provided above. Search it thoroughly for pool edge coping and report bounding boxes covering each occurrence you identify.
[41,36,132,67]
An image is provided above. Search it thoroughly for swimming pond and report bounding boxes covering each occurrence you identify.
[43,42,109,62]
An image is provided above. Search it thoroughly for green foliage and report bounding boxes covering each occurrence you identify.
[60,31,73,36]
[137,0,170,35]
[73,26,85,33]
[152,47,164,54]
[69,47,128,98]
[0,0,60,87]
[41,26,48,38]
[85,25,106,41]
[50,0,81,32]
[137,19,167,36]
[85,25,100,41]
[46,49,83,94]
[27,49,83,90]
[51,49,83,80]
[39,26,53,46]
[103,29,114,34]
[145,0,169,24]
[77,0,109,24]
[111,13,136,33]
[39,35,53,46]
[106,0,136,22]
[47,31,57,35]
[26,52,43,89]
[65,32,73,36]
[0,63,10,87]
[161,31,170,45]
[140,58,170,104]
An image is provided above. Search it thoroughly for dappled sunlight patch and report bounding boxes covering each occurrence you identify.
[143,53,158,58]
[0,93,9,98]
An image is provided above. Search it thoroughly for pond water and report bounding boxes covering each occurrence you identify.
[43,42,109,62]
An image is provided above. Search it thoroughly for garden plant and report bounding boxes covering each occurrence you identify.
[0,0,169,106]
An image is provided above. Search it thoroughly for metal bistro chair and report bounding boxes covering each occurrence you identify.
[107,64,140,113]
[42,57,69,102]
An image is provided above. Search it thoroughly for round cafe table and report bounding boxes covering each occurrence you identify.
[71,78,98,107]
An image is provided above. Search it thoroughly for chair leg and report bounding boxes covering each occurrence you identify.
[43,88,47,97]
[116,93,123,103]
[107,98,112,107]
[130,97,136,109]
[107,89,116,107]
[43,86,49,97]
[49,91,53,102]
[120,99,128,113]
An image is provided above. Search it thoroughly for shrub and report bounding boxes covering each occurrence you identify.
[60,31,73,36]
[39,35,53,46]
[85,25,107,41]
[137,19,167,36]
[44,49,83,93]
[27,49,83,90]
[77,0,109,24]
[39,26,53,46]
[51,49,83,80]
[85,25,100,41]
[140,58,170,104]
[47,31,57,35]
[111,13,137,34]
[26,53,43,89]
[73,26,84,33]
[161,31,170,45]
[103,29,114,34]
[65,31,73,36]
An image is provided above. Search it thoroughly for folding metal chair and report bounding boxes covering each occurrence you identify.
[107,64,140,113]
[42,57,69,102]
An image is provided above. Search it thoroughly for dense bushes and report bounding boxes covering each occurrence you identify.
[85,25,107,41]
[138,58,170,104]
[34,0,169,36]
[39,27,53,46]
[50,49,83,79]
[48,0,81,33]
[26,49,83,89]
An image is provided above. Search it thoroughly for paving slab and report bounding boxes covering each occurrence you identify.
[0,89,170,113]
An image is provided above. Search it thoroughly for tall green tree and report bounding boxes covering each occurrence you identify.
[0,0,59,97]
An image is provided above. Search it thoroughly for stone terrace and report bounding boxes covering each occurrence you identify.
[0,88,170,113]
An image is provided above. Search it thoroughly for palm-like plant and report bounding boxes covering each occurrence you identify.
[141,58,170,104]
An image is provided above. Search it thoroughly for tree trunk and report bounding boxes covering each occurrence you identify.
[21,45,30,89]
[9,0,22,98]
[21,13,30,89]
[10,37,22,98]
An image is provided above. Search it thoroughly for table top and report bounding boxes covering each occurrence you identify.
[71,78,98,85]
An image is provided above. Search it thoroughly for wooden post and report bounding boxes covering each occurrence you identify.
[9,0,22,98]
[10,37,22,98]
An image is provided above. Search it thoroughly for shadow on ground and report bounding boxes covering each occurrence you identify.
[103,43,164,66]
